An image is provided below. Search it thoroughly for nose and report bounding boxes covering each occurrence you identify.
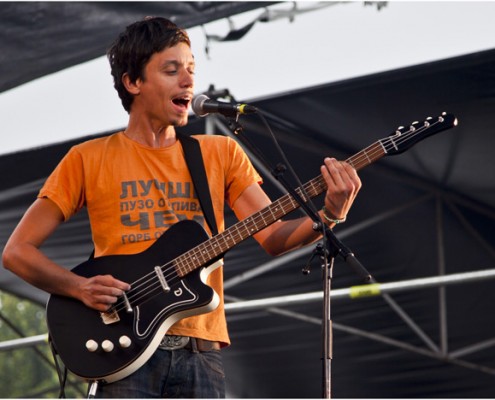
[180,69,194,88]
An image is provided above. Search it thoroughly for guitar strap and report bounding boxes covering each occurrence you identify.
[177,133,219,236]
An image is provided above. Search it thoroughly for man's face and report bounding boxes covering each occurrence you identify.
[131,42,195,127]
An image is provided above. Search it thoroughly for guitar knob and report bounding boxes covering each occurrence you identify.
[102,340,114,352]
[85,339,99,352]
[119,335,132,348]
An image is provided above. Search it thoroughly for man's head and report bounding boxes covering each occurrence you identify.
[107,17,191,113]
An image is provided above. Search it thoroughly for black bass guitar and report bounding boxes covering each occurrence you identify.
[46,113,457,383]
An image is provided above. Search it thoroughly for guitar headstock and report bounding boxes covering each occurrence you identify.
[380,112,458,156]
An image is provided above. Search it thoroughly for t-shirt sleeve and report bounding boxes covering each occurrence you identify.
[38,146,86,221]
[224,137,263,208]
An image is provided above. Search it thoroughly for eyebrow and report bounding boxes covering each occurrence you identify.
[161,59,195,69]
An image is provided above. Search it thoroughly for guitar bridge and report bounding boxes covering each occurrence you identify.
[100,308,120,325]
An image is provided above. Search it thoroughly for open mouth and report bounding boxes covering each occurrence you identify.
[172,96,191,110]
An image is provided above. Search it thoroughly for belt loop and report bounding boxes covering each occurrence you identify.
[190,337,199,354]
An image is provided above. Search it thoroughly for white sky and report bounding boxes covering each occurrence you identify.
[1,1,495,155]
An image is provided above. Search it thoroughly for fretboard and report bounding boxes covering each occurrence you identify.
[174,140,386,277]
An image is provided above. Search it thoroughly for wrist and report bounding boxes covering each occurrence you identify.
[321,206,346,225]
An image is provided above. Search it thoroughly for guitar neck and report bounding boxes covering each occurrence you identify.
[174,141,385,277]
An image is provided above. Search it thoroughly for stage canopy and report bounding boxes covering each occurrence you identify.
[0,1,277,93]
[1,2,495,398]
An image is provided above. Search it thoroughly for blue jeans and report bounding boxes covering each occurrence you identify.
[94,348,225,398]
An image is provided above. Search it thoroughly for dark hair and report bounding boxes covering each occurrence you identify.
[107,17,191,113]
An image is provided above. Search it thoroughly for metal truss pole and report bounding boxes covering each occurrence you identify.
[224,268,495,312]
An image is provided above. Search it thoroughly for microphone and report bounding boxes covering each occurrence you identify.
[192,94,257,118]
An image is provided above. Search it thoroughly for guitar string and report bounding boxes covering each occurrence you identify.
[111,118,441,314]
[110,118,442,314]
[109,118,444,314]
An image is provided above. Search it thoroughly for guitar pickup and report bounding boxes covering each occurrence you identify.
[155,266,171,293]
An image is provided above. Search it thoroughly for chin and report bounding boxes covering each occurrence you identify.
[172,115,189,128]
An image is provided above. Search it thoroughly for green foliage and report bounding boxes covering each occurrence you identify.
[0,291,86,398]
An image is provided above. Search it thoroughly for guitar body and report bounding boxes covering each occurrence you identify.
[46,220,222,383]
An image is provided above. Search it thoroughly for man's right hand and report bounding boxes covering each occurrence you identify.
[78,274,131,312]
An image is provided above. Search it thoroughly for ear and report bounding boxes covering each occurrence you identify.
[122,73,141,95]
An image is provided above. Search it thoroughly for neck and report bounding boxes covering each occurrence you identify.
[124,120,177,148]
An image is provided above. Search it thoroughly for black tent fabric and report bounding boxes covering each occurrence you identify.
[1,47,495,397]
[0,1,275,93]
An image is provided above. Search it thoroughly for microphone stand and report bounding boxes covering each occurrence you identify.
[224,114,371,398]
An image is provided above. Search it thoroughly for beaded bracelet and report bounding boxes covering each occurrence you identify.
[321,206,346,225]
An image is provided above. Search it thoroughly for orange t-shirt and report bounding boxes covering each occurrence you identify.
[39,132,262,346]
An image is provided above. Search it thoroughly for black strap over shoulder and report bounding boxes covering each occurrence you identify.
[177,133,218,236]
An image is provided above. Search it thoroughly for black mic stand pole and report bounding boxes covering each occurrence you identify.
[224,116,371,398]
